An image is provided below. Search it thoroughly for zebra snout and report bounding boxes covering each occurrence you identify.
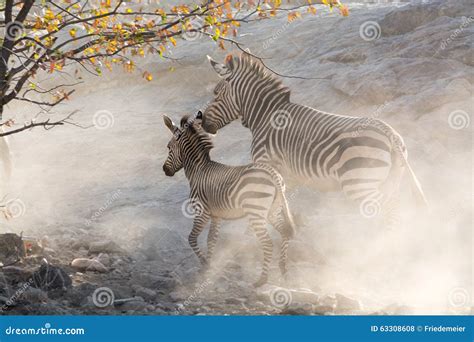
[202,121,217,134]
[163,164,175,177]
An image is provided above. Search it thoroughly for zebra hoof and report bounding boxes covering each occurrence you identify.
[253,277,267,288]
[199,258,209,267]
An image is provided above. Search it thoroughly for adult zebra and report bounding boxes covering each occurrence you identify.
[202,52,427,218]
[163,111,296,287]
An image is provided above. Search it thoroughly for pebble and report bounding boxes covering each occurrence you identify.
[335,293,361,313]
[281,302,314,315]
[169,290,187,302]
[290,289,320,305]
[89,241,123,254]
[20,287,48,303]
[117,297,147,311]
[71,258,108,273]
[132,285,157,301]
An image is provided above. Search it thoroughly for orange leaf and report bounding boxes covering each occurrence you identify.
[339,5,349,17]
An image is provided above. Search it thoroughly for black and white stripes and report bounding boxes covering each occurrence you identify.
[163,112,296,287]
[203,52,427,217]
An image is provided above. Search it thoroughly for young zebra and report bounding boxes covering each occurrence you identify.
[202,52,427,220]
[162,111,296,287]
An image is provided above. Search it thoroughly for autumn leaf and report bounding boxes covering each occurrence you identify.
[142,71,153,81]
[339,5,349,17]
[287,12,301,22]
[212,28,221,41]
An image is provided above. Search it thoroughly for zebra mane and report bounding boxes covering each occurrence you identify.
[179,115,214,154]
[234,53,291,102]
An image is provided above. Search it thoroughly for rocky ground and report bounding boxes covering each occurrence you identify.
[0,0,472,315]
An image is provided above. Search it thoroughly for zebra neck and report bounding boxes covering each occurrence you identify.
[183,154,211,181]
[238,74,291,131]
[242,99,291,133]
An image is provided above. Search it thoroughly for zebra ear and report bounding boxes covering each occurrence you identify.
[163,115,177,133]
[207,55,231,78]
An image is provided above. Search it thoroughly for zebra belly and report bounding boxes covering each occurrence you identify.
[271,163,340,192]
[210,208,246,220]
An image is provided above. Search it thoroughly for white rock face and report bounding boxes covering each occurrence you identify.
[4,0,472,314]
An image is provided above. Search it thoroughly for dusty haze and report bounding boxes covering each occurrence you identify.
[1,0,472,315]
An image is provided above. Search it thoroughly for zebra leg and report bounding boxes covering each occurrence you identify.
[268,210,290,277]
[249,215,273,287]
[189,213,210,266]
[380,163,405,229]
[279,234,290,277]
[206,217,221,264]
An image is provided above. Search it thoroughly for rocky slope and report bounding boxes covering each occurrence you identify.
[0,0,472,315]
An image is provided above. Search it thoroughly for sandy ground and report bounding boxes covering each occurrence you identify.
[0,0,472,315]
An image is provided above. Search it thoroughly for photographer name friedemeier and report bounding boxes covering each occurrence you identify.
[424,325,466,332]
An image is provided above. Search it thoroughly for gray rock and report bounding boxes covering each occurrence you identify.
[130,272,180,290]
[313,304,335,315]
[319,295,337,308]
[116,297,147,311]
[96,254,111,267]
[225,297,247,305]
[32,264,72,291]
[281,302,314,315]
[132,285,157,301]
[335,293,361,313]
[290,289,320,305]
[169,290,188,302]
[89,241,123,254]
[71,258,108,273]
[20,287,48,303]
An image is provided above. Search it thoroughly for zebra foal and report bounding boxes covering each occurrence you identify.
[202,52,428,219]
[162,111,296,287]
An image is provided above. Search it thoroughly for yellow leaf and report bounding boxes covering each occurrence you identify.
[143,72,153,81]
[69,28,77,38]
[169,37,177,46]
[287,12,301,22]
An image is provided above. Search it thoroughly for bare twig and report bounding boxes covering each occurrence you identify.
[0,110,79,137]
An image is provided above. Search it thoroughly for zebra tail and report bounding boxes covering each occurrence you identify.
[405,160,429,209]
[279,191,297,239]
[387,126,428,209]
